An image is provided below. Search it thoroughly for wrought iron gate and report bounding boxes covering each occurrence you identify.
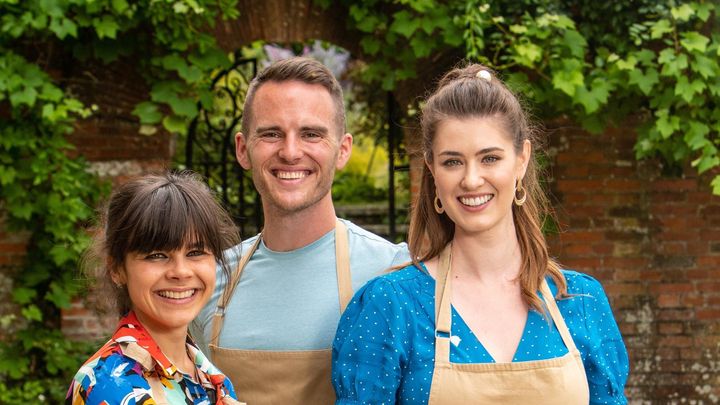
[185,55,261,238]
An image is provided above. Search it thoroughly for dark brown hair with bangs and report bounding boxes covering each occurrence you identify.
[85,171,240,316]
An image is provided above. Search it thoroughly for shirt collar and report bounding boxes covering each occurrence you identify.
[112,311,236,402]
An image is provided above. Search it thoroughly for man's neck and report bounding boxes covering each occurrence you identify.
[261,196,337,251]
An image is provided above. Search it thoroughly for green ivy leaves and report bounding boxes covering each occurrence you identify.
[456,0,720,192]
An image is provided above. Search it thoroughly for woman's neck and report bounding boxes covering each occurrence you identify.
[134,315,195,376]
[450,221,523,283]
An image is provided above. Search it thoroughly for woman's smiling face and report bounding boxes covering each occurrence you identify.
[428,117,530,237]
[114,242,216,336]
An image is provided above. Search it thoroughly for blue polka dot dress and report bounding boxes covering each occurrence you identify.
[332,264,629,404]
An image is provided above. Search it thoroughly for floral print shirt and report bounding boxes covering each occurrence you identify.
[66,311,241,405]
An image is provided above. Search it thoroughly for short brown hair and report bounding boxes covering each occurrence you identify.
[85,171,240,316]
[409,63,567,312]
[241,57,345,136]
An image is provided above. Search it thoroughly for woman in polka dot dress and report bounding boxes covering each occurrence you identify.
[332,64,629,404]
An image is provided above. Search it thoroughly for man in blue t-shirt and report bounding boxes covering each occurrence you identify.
[192,57,409,405]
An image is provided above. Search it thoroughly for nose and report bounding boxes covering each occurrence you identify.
[167,257,193,280]
[460,163,485,190]
[278,133,303,162]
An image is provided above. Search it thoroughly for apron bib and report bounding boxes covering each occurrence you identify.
[209,220,352,405]
[427,244,590,405]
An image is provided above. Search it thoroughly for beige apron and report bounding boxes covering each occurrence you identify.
[209,220,352,405]
[427,245,590,404]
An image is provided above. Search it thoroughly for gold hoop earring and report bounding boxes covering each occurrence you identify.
[434,195,445,214]
[514,178,527,206]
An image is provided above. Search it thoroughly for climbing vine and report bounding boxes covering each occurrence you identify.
[337,0,720,192]
[0,0,718,402]
[0,0,238,402]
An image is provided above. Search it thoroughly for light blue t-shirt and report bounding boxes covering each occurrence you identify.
[192,218,410,352]
[332,264,630,405]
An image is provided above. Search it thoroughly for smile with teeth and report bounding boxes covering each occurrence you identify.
[459,195,493,207]
[157,289,197,300]
[275,170,309,180]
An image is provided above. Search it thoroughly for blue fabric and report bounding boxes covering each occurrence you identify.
[192,219,410,352]
[332,264,629,404]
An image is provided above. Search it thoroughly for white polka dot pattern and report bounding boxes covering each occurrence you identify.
[331,264,629,404]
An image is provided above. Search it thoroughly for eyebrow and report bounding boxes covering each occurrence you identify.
[438,147,504,156]
[254,125,281,134]
[254,125,330,135]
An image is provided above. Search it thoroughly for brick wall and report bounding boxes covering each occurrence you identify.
[544,122,720,403]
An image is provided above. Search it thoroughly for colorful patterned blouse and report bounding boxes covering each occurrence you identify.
[65,311,241,405]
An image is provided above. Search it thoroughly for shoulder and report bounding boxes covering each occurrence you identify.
[560,270,608,298]
[69,343,149,398]
[353,263,430,302]
[341,219,406,250]
[340,218,410,261]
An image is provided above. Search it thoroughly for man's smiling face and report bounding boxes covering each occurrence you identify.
[236,80,352,215]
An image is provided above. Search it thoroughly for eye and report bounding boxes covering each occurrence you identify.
[441,159,462,167]
[302,131,323,140]
[144,252,167,260]
[259,131,281,139]
[482,155,500,163]
[187,249,210,257]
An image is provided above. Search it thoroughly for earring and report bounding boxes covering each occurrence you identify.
[434,194,445,214]
[514,178,527,206]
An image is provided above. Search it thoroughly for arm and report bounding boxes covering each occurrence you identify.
[332,278,411,404]
[577,274,631,405]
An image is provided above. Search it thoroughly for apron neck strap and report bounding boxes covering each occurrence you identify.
[334,219,353,313]
[433,243,577,365]
[210,234,262,348]
[210,219,353,348]
[539,281,578,352]
[433,244,453,366]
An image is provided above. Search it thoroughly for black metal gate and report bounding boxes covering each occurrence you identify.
[185,55,261,238]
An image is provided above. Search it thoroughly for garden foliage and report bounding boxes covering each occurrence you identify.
[0,0,718,402]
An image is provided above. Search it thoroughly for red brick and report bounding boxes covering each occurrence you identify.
[697,282,720,293]
[556,179,604,193]
[613,269,641,281]
[682,294,705,307]
[604,179,643,191]
[657,230,699,241]
[563,243,596,256]
[708,296,720,306]
[657,294,681,308]
[657,322,683,335]
[697,256,720,266]
[686,242,710,255]
[650,283,694,294]
[0,243,27,253]
[658,335,693,347]
[604,257,650,269]
[557,151,605,164]
[695,309,720,320]
[650,178,698,192]
[686,269,711,279]
[559,230,605,243]
[605,283,645,295]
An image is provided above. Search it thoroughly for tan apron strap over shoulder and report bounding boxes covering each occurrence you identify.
[335,219,353,313]
[210,235,262,349]
[539,280,578,352]
[434,244,453,367]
